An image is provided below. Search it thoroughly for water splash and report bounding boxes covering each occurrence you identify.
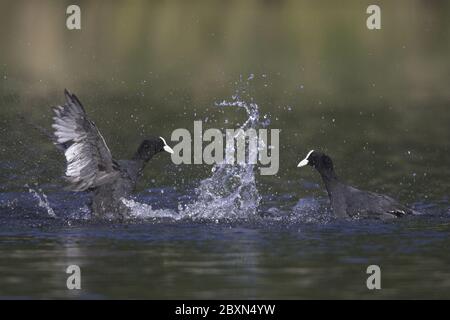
[26,184,56,218]
[180,82,264,221]
[121,197,181,221]
[117,77,268,222]
[291,197,333,224]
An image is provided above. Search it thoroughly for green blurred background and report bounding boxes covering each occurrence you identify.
[0,0,449,203]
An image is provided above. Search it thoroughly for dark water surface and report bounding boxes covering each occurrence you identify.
[0,188,449,299]
[1,0,450,299]
[1,208,450,299]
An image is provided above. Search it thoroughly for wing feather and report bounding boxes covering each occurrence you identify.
[52,89,119,191]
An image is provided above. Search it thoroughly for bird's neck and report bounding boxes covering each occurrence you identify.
[132,150,156,162]
[317,169,349,219]
[134,159,147,177]
[319,170,340,196]
[117,159,146,183]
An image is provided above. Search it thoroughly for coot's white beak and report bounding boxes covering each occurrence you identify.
[160,137,174,154]
[297,150,314,167]
[164,145,174,154]
[297,158,309,167]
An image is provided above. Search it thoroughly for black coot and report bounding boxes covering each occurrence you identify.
[52,89,174,219]
[297,150,419,219]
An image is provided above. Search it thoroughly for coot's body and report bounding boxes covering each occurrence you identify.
[323,180,416,219]
[298,150,418,219]
[91,160,143,219]
[52,89,173,220]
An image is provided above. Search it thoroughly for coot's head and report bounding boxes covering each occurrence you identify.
[134,136,174,162]
[297,150,334,174]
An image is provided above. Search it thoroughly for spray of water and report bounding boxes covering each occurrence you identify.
[179,81,264,221]
[123,77,266,221]
[26,184,56,218]
[121,197,181,221]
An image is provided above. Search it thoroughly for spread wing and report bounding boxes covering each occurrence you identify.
[52,89,119,191]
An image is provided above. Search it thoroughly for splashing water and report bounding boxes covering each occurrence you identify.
[180,86,264,221]
[120,79,267,222]
[26,185,56,218]
[121,197,181,221]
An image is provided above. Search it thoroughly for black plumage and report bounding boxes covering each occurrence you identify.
[52,89,173,219]
[297,150,419,219]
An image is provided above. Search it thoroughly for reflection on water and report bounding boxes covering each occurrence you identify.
[1,215,450,299]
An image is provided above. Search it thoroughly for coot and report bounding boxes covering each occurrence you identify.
[52,89,174,219]
[297,150,419,219]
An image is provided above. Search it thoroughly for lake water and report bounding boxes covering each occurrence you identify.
[0,0,449,299]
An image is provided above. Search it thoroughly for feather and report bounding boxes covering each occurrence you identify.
[52,89,119,191]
